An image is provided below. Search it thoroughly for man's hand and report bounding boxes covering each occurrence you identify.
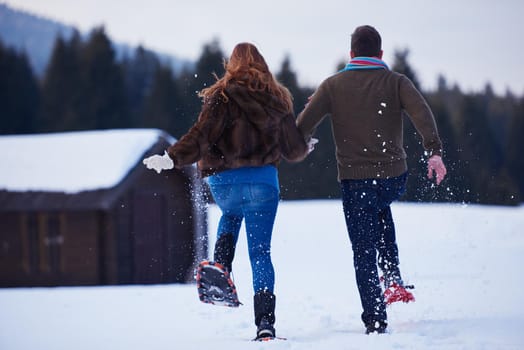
[427,155,447,185]
[143,150,174,174]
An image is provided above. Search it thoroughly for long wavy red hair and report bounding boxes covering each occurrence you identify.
[199,42,293,112]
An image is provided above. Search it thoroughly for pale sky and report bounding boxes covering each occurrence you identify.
[6,0,524,95]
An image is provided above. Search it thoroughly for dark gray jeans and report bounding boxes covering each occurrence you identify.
[340,172,408,326]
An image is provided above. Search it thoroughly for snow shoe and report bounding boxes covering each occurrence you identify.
[253,335,286,342]
[254,316,276,340]
[384,282,415,305]
[195,260,241,307]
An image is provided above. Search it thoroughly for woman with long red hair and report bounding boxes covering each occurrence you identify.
[145,42,309,339]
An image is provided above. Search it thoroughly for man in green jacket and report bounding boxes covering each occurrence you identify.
[297,25,447,334]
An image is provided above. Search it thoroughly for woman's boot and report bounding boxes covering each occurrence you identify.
[254,290,276,339]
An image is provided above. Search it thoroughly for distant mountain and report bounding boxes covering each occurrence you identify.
[0,3,192,77]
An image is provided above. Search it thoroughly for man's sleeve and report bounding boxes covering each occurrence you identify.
[399,76,443,156]
[296,81,331,140]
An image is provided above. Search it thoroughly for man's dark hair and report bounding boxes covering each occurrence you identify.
[351,25,382,57]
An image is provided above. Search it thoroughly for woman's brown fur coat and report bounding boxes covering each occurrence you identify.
[167,83,308,177]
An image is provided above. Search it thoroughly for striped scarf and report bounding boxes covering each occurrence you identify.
[341,56,389,72]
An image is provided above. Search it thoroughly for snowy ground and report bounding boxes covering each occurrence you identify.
[1,200,523,350]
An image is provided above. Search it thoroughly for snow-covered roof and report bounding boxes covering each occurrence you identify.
[0,129,174,194]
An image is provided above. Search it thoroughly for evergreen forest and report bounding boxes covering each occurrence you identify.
[1,28,523,205]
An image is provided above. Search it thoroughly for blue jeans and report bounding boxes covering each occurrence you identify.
[340,172,408,325]
[209,182,279,293]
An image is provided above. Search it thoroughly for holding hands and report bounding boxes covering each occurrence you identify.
[307,138,319,154]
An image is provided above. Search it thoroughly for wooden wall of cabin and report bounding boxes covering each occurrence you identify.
[114,164,204,285]
[0,211,105,287]
[0,165,207,288]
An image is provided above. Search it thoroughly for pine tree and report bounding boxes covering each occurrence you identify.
[122,45,160,127]
[175,39,225,138]
[425,89,462,202]
[276,56,339,200]
[195,39,225,90]
[0,40,39,134]
[455,93,511,204]
[276,55,308,115]
[391,49,430,202]
[391,48,421,90]
[142,64,179,134]
[40,31,82,132]
[503,96,524,202]
[79,27,128,129]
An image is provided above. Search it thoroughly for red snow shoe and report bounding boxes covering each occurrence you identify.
[384,282,415,305]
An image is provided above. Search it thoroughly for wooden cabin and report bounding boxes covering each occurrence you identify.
[0,129,208,287]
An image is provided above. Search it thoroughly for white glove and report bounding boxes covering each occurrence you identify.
[307,138,319,154]
[143,150,174,174]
